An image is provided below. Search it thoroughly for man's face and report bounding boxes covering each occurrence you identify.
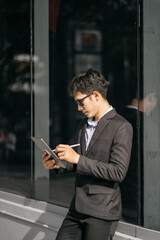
[74,91,97,118]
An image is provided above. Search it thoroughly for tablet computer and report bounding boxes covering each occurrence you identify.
[31,136,66,168]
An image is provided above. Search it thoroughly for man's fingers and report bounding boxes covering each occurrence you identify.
[44,161,60,169]
[42,151,60,169]
[53,165,60,169]
[55,144,69,153]
[42,151,47,158]
[58,152,64,157]
[43,159,55,168]
[42,153,52,163]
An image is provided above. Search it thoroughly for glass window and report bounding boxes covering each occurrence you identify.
[1,0,160,233]
[34,0,139,216]
[49,0,138,212]
[0,0,31,197]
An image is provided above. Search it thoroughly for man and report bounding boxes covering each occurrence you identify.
[42,69,133,240]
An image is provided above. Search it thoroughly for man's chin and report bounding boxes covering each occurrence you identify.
[83,112,88,116]
[83,112,92,118]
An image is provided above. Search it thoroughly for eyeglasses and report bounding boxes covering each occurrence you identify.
[75,92,93,106]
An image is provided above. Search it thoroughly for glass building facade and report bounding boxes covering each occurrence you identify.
[0,0,160,236]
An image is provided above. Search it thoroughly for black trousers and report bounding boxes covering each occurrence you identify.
[56,210,118,240]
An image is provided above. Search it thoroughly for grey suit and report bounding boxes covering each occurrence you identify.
[57,109,133,239]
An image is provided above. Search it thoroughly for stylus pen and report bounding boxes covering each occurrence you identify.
[52,143,80,152]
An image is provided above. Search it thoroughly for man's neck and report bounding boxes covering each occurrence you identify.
[94,100,111,123]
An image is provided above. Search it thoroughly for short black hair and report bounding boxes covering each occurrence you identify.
[68,69,110,99]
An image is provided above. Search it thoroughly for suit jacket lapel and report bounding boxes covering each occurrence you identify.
[85,109,117,155]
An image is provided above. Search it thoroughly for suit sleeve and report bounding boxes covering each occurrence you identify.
[76,122,133,183]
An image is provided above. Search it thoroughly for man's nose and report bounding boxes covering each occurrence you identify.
[78,104,83,111]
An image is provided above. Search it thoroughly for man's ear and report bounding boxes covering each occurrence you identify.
[93,91,101,102]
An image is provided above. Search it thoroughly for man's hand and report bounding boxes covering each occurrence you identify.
[42,152,60,169]
[55,144,80,164]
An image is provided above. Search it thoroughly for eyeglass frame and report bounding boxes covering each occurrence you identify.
[75,92,93,106]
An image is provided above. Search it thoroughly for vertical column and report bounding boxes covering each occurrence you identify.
[143,0,160,230]
[34,0,49,200]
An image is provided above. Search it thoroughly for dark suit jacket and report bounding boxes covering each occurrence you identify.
[60,109,133,221]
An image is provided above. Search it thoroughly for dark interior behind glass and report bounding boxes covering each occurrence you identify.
[0,0,31,197]
[48,0,139,225]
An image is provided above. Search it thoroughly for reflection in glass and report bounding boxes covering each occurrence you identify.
[120,86,143,225]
